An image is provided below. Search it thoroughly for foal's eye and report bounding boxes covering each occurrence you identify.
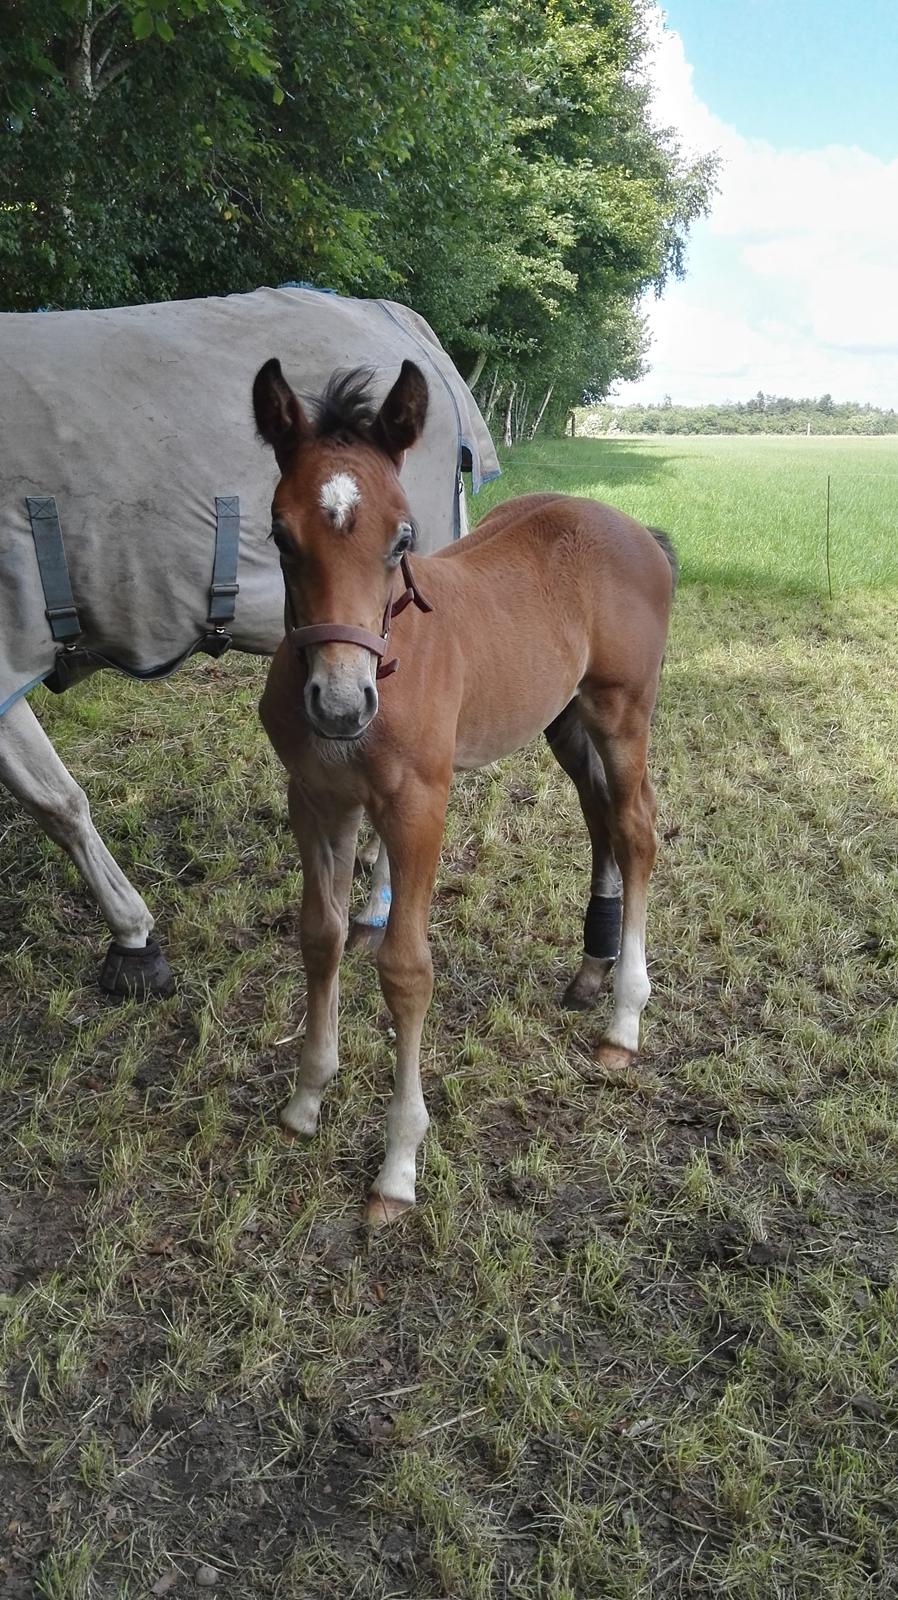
[389,523,415,564]
[270,523,293,556]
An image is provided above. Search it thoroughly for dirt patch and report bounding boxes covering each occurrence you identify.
[0,1182,89,1295]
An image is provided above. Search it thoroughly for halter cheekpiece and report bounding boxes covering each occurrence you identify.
[286,551,433,679]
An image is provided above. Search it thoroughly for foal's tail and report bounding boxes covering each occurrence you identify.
[647,526,679,592]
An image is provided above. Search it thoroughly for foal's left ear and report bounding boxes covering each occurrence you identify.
[252,358,311,471]
[372,360,429,463]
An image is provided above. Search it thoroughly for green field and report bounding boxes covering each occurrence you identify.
[2,437,898,1598]
[477,434,898,593]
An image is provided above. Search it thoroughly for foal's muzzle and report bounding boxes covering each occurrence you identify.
[284,552,434,741]
[304,651,379,740]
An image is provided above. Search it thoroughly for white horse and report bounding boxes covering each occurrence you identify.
[0,287,493,994]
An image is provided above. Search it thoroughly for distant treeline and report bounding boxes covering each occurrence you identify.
[578,393,898,436]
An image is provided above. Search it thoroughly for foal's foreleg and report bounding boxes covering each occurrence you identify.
[579,694,657,1061]
[364,782,447,1226]
[281,784,361,1136]
[545,702,622,1009]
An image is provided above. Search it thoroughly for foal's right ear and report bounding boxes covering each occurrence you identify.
[372,360,429,462]
[252,359,311,470]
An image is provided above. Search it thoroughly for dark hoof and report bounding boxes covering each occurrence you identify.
[99,936,175,999]
[346,919,386,954]
[561,956,615,1010]
[561,980,597,1011]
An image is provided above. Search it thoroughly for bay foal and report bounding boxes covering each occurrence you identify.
[254,358,676,1224]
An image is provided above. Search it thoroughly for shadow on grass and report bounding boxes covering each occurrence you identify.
[482,438,682,494]
[680,560,830,599]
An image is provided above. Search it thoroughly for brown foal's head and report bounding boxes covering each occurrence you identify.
[253,358,429,741]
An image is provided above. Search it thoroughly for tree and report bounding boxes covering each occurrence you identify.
[0,0,717,433]
[575,394,898,437]
[0,1,283,307]
[462,0,717,434]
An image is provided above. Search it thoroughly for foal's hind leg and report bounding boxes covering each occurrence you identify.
[281,784,362,1136]
[544,702,621,1009]
[347,836,392,952]
[356,819,382,869]
[577,688,658,1063]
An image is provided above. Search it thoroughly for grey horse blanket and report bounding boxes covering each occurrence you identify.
[0,286,498,715]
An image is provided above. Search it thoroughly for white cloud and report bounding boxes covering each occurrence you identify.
[613,9,898,406]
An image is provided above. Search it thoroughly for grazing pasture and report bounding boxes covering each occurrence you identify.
[480,433,898,593]
[2,436,898,1598]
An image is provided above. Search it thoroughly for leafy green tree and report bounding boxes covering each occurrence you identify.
[463,0,717,434]
[1,0,717,436]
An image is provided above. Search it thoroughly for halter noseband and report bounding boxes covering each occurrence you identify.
[285,551,433,680]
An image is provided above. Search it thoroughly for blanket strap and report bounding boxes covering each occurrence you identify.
[26,496,83,645]
[203,495,240,658]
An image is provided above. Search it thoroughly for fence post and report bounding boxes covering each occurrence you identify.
[825,473,833,600]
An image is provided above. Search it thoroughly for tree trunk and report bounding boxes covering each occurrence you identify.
[61,2,130,265]
[515,385,529,443]
[62,8,95,248]
[467,351,487,390]
[66,5,95,104]
[503,382,517,448]
[483,369,501,426]
[529,383,555,440]
[65,2,129,107]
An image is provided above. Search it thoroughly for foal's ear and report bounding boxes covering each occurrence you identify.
[372,360,429,462]
[252,358,311,470]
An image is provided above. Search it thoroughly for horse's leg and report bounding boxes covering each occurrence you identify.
[280,782,361,1137]
[355,817,381,869]
[0,697,172,996]
[363,779,448,1226]
[544,702,622,1009]
[347,836,392,952]
[577,689,657,1064]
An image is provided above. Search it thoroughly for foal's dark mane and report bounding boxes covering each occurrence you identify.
[309,368,379,446]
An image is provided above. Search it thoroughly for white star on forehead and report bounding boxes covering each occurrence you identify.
[319,472,361,528]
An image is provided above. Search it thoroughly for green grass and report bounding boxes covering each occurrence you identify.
[2,438,898,1596]
[477,434,898,593]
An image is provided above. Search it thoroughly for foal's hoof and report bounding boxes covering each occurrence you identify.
[99,936,174,999]
[347,918,386,954]
[363,1191,414,1229]
[561,956,615,1010]
[595,1040,638,1074]
[280,1102,319,1139]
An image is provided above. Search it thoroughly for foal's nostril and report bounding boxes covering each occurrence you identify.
[305,670,376,737]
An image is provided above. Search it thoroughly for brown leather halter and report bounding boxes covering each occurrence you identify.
[286,552,433,680]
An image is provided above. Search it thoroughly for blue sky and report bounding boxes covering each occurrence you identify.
[613,2,898,406]
[661,0,898,159]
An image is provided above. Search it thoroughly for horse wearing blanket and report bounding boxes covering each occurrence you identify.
[0,287,496,992]
[253,357,677,1226]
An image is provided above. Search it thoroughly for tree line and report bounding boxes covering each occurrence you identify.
[579,393,898,436]
[1,0,716,433]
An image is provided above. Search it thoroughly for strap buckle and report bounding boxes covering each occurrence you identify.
[26,495,83,644]
[208,496,241,626]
